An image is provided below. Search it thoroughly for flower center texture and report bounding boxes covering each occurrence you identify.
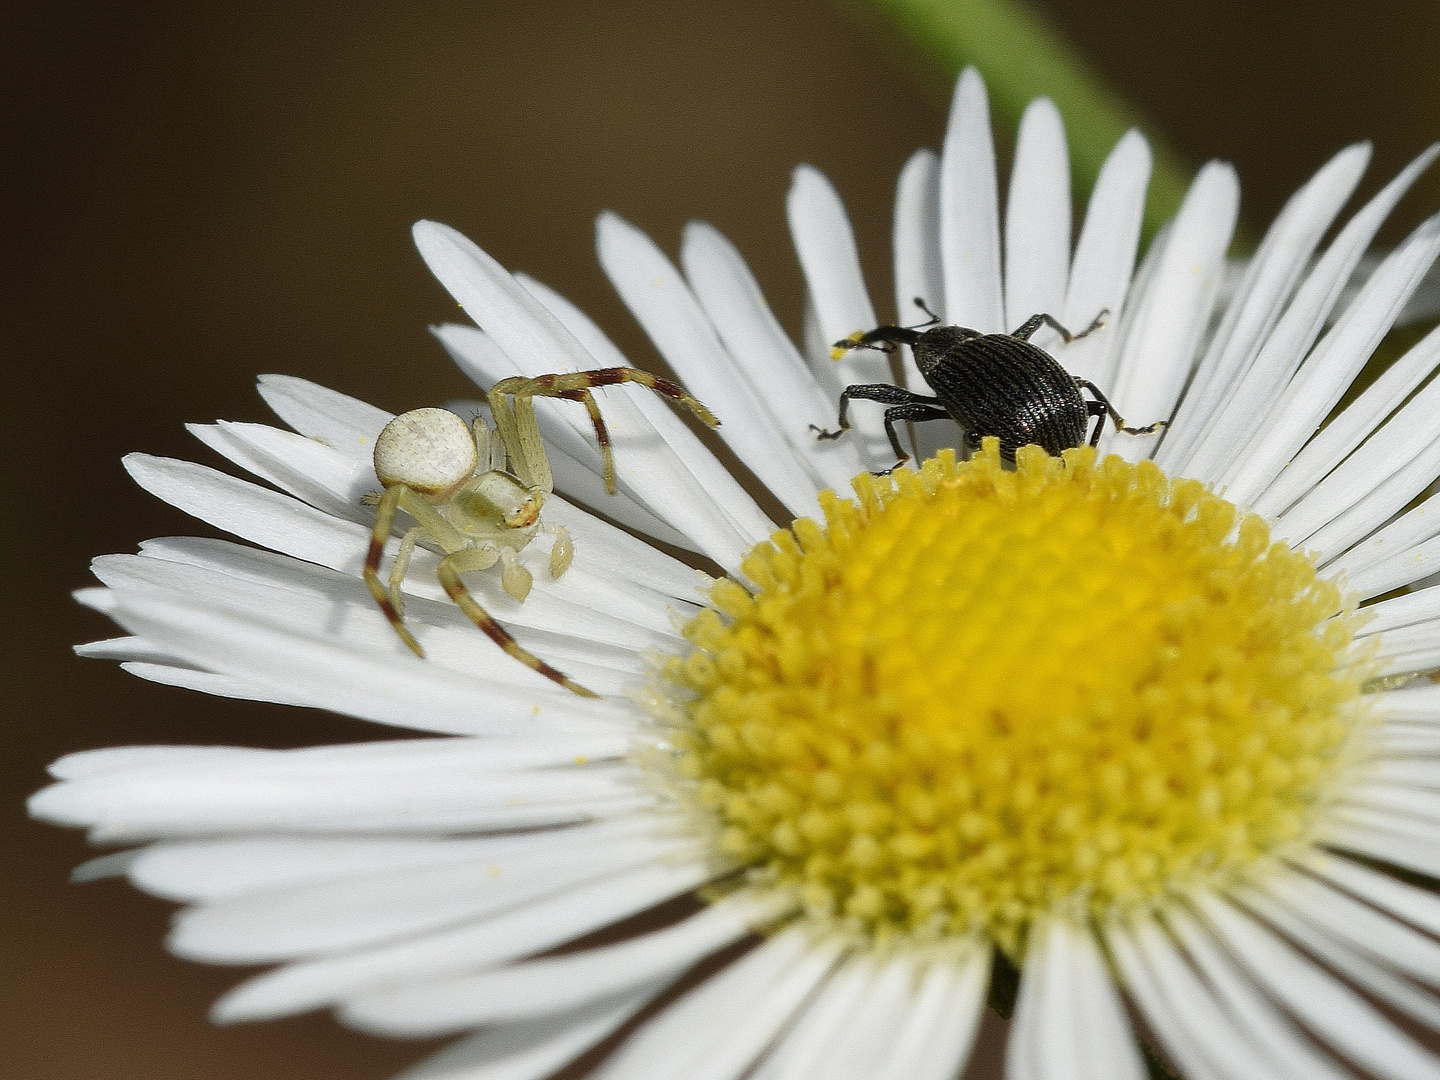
[659,440,1365,956]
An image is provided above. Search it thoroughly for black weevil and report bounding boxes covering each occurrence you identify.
[814,302,1167,472]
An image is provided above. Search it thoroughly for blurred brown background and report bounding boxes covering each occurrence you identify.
[4,1,1438,1077]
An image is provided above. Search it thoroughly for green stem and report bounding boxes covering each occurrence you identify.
[838,0,1193,240]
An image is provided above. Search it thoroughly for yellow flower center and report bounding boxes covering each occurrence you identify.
[660,441,1364,955]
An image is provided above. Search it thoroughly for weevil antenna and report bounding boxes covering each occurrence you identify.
[909,297,941,328]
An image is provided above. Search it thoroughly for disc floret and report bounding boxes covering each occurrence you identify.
[660,441,1365,955]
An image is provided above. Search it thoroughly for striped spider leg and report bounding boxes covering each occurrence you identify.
[487,367,719,494]
[363,401,589,696]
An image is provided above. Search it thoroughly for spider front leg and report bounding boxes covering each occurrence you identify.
[388,526,425,619]
[489,368,719,495]
[364,484,424,656]
[436,546,597,698]
[365,482,473,657]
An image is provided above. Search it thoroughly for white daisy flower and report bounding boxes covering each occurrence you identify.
[32,65,1440,1080]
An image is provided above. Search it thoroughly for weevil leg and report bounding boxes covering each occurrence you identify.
[387,527,425,618]
[489,368,718,497]
[1011,309,1109,343]
[811,383,940,442]
[436,545,598,698]
[1075,378,1170,437]
[364,484,424,657]
[1086,399,1108,447]
[873,403,951,474]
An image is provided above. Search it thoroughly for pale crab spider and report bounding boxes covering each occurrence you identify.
[365,367,718,697]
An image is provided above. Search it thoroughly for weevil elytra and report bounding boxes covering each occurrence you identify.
[816,303,1167,471]
[365,366,718,698]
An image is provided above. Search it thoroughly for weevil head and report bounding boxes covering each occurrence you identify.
[913,324,982,376]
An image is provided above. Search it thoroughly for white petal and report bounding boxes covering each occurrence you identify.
[396,991,659,1080]
[1161,143,1371,472]
[787,166,891,448]
[1353,585,1440,637]
[257,374,392,455]
[748,954,877,1080]
[1343,782,1440,827]
[415,223,771,569]
[893,148,943,392]
[515,273,775,547]
[340,895,776,1036]
[74,635,182,664]
[1004,98,1070,340]
[1194,892,1440,1080]
[1371,682,1440,722]
[1185,145,1440,486]
[1256,871,1440,989]
[213,859,711,1022]
[1010,917,1143,1080]
[1325,488,1440,587]
[414,243,754,576]
[1105,161,1239,463]
[873,946,988,1080]
[93,557,652,707]
[1275,380,1440,559]
[126,829,632,903]
[419,310,753,574]
[1106,915,1280,1080]
[189,420,378,524]
[432,323,607,475]
[46,744,262,780]
[801,297,832,372]
[1304,852,1440,939]
[120,660,320,708]
[1165,904,1361,1080]
[412,220,601,377]
[789,164,878,342]
[805,956,906,1080]
[121,458,678,658]
[125,452,374,576]
[171,824,684,962]
[95,548,662,676]
[1220,217,1440,507]
[435,332,704,553]
[1060,130,1151,387]
[939,67,1004,333]
[591,930,840,1080]
[1349,530,1440,599]
[1245,894,1440,1030]
[1325,816,1440,879]
[785,167,891,461]
[1257,323,1440,523]
[595,211,825,520]
[31,737,646,841]
[72,849,144,883]
[683,217,873,482]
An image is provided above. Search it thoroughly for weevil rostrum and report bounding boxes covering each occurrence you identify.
[365,367,718,698]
